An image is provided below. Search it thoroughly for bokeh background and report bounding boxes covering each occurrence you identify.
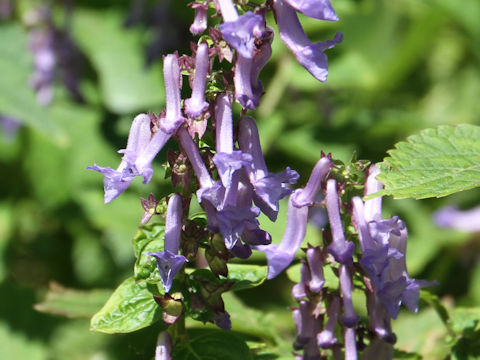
[1,0,479,358]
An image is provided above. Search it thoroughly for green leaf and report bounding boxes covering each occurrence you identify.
[132,223,165,282]
[226,264,267,291]
[172,329,253,360]
[34,282,112,318]
[72,9,164,114]
[90,277,164,334]
[375,124,480,199]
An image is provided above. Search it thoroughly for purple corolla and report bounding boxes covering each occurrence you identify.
[284,0,338,21]
[185,43,210,118]
[238,116,299,221]
[148,194,187,293]
[273,0,342,82]
[256,191,309,279]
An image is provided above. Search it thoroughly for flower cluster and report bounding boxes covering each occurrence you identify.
[289,163,436,359]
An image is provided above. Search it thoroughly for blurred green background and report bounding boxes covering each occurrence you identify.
[1,0,479,358]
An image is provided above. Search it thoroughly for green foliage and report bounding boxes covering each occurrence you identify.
[376,125,480,199]
[34,283,112,318]
[172,329,253,360]
[133,223,166,282]
[72,9,165,114]
[90,277,165,334]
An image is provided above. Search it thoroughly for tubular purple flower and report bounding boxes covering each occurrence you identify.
[306,247,324,293]
[215,0,239,22]
[284,0,338,21]
[339,265,360,327]
[366,291,395,343]
[344,327,358,360]
[292,156,332,208]
[238,116,299,221]
[155,332,172,360]
[185,43,210,118]
[317,296,340,349]
[295,300,315,346]
[148,194,187,293]
[234,54,258,109]
[326,179,354,265]
[178,127,215,190]
[162,54,185,134]
[212,95,252,188]
[251,32,273,102]
[256,191,308,279]
[434,205,480,232]
[89,114,173,203]
[364,164,383,222]
[189,2,208,35]
[273,0,342,82]
[164,194,183,254]
[219,11,265,59]
[292,263,311,300]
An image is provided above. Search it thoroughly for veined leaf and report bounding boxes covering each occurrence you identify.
[90,277,164,334]
[375,124,480,199]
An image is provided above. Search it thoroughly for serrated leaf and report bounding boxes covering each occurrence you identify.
[375,124,480,199]
[34,282,112,318]
[172,329,253,360]
[90,277,164,334]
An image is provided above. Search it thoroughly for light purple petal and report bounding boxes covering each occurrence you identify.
[148,251,188,293]
[219,12,264,59]
[185,43,210,118]
[292,156,332,208]
[284,0,338,21]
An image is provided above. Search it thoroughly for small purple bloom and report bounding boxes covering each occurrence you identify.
[250,30,273,103]
[256,191,309,279]
[294,300,315,346]
[292,156,332,208]
[234,54,258,109]
[217,205,260,249]
[219,11,264,59]
[434,205,480,232]
[162,54,186,134]
[155,332,172,360]
[326,179,354,265]
[339,265,360,327]
[284,0,338,21]
[292,263,311,300]
[366,291,396,343]
[185,43,210,118]
[238,116,299,221]
[212,311,232,330]
[317,296,340,349]
[0,115,21,140]
[306,247,324,293]
[344,326,358,360]
[89,114,172,203]
[273,0,342,82]
[364,164,383,221]
[148,195,187,293]
[189,2,208,35]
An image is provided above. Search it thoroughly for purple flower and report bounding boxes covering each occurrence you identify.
[306,247,325,293]
[273,0,342,82]
[434,205,480,232]
[189,2,208,35]
[294,300,315,346]
[256,191,309,279]
[292,263,311,300]
[344,326,358,360]
[217,205,260,249]
[317,296,340,349]
[233,54,258,109]
[89,114,172,203]
[284,0,338,21]
[219,11,264,59]
[155,332,172,360]
[238,116,299,221]
[292,156,332,208]
[185,43,210,118]
[148,195,187,293]
[366,291,396,343]
[339,265,360,327]
[250,30,273,103]
[326,179,355,265]
[212,311,232,330]
[162,54,186,134]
